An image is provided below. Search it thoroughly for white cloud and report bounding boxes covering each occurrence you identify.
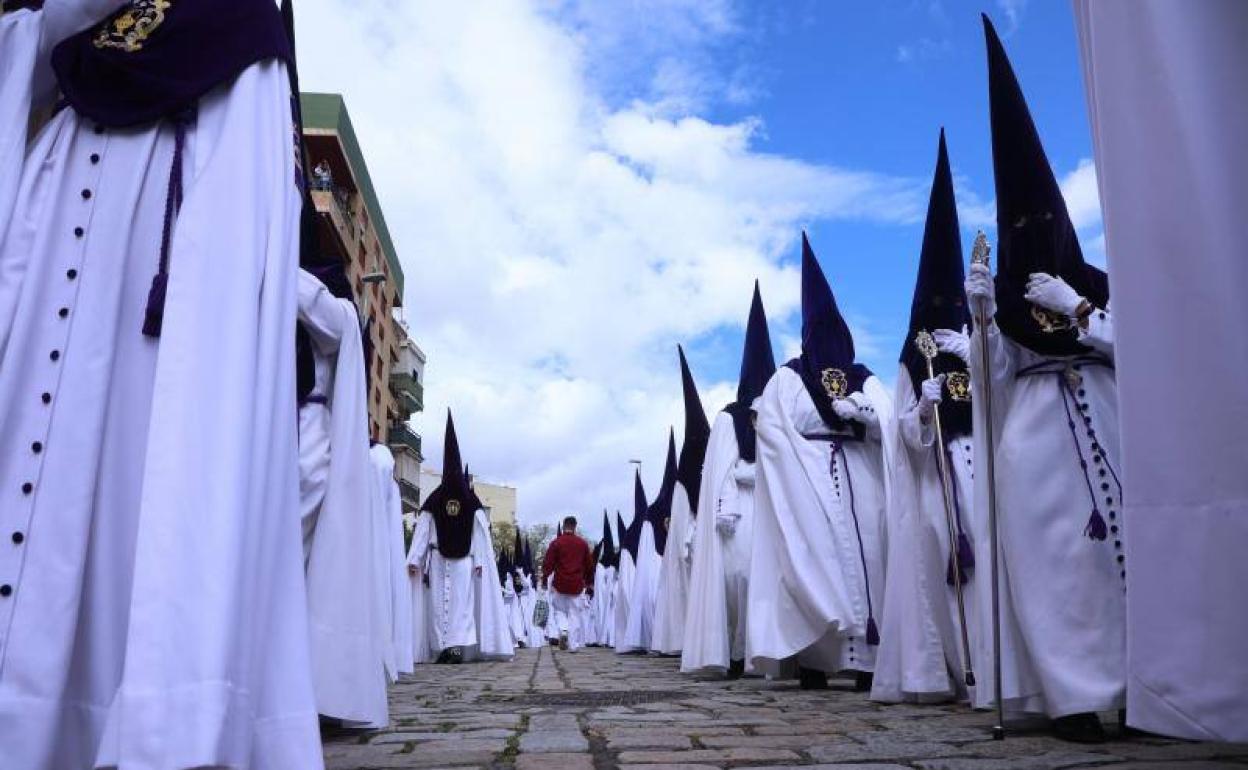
[896,37,952,64]
[995,0,1029,34]
[1058,157,1101,231]
[294,0,927,529]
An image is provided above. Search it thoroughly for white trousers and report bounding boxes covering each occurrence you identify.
[550,592,585,651]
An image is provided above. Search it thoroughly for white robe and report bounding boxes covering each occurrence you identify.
[651,482,694,654]
[518,572,546,648]
[298,272,388,728]
[0,9,39,267]
[0,33,321,768]
[578,588,596,645]
[872,370,975,704]
[619,521,662,653]
[612,550,636,651]
[968,319,1124,719]
[406,509,513,662]
[370,444,415,677]
[502,577,523,646]
[746,367,893,675]
[590,564,616,646]
[1074,0,1248,740]
[682,412,755,672]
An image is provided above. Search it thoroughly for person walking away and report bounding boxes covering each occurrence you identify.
[543,516,595,651]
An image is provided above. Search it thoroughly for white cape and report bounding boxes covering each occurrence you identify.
[872,367,972,704]
[651,482,694,654]
[746,368,894,674]
[612,550,636,652]
[299,272,388,728]
[1075,0,1248,740]
[371,444,415,677]
[0,9,38,270]
[681,412,742,672]
[591,564,616,646]
[619,521,662,652]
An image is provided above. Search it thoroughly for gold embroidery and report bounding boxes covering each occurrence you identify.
[92,0,172,52]
[445,499,462,518]
[1031,304,1075,334]
[946,371,972,402]
[820,368,848,400]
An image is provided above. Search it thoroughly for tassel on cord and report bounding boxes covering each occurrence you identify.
[1084,508,1108,541]
[866,616,880,646]
[140,272,169,337]
[142,113,190,338]
[947,532,976,586]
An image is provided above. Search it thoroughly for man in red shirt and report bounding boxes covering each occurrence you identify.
[542,516,595,651]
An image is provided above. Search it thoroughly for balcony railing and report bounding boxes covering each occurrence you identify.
[389,370,424,414]
[310,187,358,248]
[388,423,422,460]
[397,478,421,512]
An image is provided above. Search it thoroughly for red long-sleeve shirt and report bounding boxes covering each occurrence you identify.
[543,532,595,596]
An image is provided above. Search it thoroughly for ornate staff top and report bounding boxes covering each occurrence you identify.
[971,230,992,267]
[913,329,938,361]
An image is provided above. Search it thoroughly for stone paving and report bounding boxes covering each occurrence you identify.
[323,646,1248,769]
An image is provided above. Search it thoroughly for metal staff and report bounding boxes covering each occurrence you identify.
[971,231,1005,740]
[913,330,975,691]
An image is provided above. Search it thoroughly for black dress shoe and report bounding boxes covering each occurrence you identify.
[435,648,452,664]
[727,659,745,679]
[854,671,874,692]
[448,646,464,665]
[1053,712,1107,744]
[798,666,829,690]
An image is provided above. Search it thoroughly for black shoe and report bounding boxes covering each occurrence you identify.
[798,666,829,690]
[727,659,745,679]
[854,671,874,692]
[448,646,464,665]
[1053,713,1107,744]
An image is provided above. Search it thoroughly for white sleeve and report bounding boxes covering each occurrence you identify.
[297,269,352,352]
[406,511,433,571]
[1078,308,1115,357]
[898,399,936,451]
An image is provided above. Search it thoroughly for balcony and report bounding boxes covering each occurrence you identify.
[397,478,421,512]
[388,422,422,461]
[389,370,424,414]
[311,187,358,253]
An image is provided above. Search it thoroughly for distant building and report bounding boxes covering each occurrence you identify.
[418,469,518,529]
[300,92,425,506]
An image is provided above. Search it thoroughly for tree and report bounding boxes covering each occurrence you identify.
[491,521,518,559]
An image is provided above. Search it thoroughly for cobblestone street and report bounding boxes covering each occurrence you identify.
[322,647,1248,769]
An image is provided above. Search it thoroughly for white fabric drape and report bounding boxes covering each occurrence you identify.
[651,483,694,654]
[1073,0,1248,740]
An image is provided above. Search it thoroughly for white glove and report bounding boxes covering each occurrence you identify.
[933,327,970,364]
[965,263,996,318]
[917,375,945,418]
[849,391,879,426]
[1025,272,1084,318]
[832,397,860,422]
[715,512,740,536]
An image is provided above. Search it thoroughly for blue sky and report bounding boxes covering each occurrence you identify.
[591,0,1100,387]
[298,0,1103,529]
